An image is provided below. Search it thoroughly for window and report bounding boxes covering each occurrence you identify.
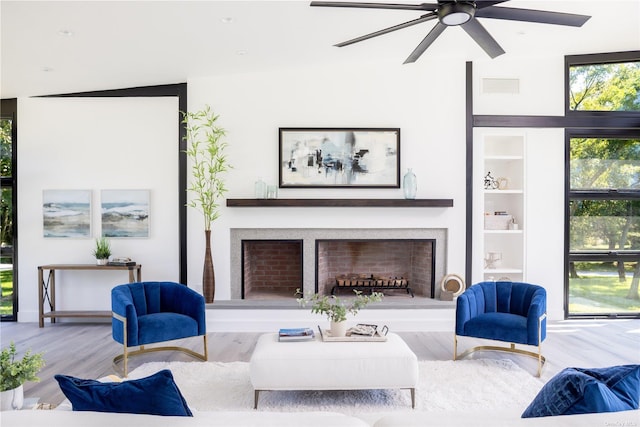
[569,60,640,112]
[565,51,640,318]
[1,99,16,321]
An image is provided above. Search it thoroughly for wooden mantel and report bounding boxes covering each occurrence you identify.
[226,199,454,208]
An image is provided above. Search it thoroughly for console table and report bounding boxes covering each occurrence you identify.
[37,264,142,327]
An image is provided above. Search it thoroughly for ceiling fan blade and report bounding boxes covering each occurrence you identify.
[403,22,447,64]
[475,1,510,10]
[475,6,591,27]
[461,19,505,58]
[310,1,437,11]
[336,13,437,47]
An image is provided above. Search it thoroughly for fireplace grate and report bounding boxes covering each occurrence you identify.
[331,275,414,298]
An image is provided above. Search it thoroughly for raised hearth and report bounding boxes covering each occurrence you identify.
[230,228,447,302]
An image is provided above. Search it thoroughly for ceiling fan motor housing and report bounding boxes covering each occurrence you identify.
[439,1,476,26]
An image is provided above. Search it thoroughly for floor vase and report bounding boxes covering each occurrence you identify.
[203,230,215,303]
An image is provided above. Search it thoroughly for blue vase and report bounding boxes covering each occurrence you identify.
[403,169,417,199]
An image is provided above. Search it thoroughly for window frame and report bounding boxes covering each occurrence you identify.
[565,50,640,118]
[565,115,640,319]
[1,98,18,321]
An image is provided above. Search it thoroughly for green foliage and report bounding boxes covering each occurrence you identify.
[569,62,640,112]
[92,237,111,259]
[0,270,13,315]
[182,105,231,231]
[0,119,11,177]
[569,137,640,253]
[0,342,45,391]
[296,289,383,323]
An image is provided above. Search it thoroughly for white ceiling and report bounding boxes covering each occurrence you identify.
[1,0,639,98]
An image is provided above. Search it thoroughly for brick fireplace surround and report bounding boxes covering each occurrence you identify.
[230,228,448,302]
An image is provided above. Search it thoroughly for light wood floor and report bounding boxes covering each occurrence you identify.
[2,318,639,406]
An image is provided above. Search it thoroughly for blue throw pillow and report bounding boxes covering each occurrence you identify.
[55,369,192,416]
[522,364,640,418]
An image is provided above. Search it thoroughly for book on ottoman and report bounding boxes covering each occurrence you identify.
[278,328,315,341]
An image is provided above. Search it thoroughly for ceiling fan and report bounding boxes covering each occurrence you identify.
[310,1,591,63]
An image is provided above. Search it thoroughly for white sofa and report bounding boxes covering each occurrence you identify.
[3,408,638,426]
[1,410,369,427]
[373,409,640,426]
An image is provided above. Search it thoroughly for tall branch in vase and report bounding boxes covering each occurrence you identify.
[183,105,230,303]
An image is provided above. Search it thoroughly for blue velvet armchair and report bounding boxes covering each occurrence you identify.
[454,281,547,376]
[112,281,208,376]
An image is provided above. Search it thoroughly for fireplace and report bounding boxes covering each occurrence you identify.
[242,240,302,299]
[231,228,447,302]
[316,240,434,297]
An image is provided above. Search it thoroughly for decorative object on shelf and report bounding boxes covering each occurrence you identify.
[496,177,509,190]
[484,172,498,190]
[92,237,111,265]
[101,190,149,238]
[402,168,417,199]
[296,289,383,337]
[183,105,231,303]
[484,213,513,230]
[509,217,519,230]
[440,273,465,300]
[254,178,266,199]
[266,185,278,199]
[484,251,502,269]
[42,189,91,238]
[0,342,45,411]
[279,128,400,188]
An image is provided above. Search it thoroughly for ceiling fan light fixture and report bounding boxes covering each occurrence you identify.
[439,2,476,26]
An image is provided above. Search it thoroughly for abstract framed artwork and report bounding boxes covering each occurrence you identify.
[101,190,150,238]
[279,128,400,188]
[43,190,92,238]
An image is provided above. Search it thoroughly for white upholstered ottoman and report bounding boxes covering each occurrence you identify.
[249,332,419,409]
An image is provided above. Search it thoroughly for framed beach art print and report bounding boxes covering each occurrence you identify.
[101,190,150,238]
[279,128,400,188]
[43,190,92,238]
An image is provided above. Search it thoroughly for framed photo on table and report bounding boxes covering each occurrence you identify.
[279,127,400,188]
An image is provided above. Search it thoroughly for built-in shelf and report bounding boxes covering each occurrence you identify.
[226,199,454,208]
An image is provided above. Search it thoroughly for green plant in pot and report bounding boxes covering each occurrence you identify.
[0,342,45,410]
[92,237,111,265]
[297,289,383,337]
[182,105,231,303]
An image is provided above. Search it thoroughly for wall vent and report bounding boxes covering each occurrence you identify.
[482,78,520,94]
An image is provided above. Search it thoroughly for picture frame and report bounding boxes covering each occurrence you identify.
[279,128,400,188]
[101,189,150,238]
[43,189,92,238]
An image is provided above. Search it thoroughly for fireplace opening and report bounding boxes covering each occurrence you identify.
[241,240,303,300]
[316,239,435,298]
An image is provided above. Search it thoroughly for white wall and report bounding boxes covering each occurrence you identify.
[186,60,470,301]
[17,97,179,322]
[14,50,629,325]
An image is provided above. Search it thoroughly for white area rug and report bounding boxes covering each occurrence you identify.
[128,359,544,422]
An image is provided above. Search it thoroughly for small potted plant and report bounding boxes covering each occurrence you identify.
[92,237,111,265]
[297,289,383,337]
[0,342,45,411]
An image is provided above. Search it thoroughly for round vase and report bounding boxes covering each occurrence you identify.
[96,258,108,266]
[0,385,24,411]
[330,320,348,337]
[403,168,417,199]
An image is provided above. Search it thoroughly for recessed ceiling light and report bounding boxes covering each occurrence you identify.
[236,50,248,56]
[58,29,74,37]
[41,67,54,72]
[221,17,233,24]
